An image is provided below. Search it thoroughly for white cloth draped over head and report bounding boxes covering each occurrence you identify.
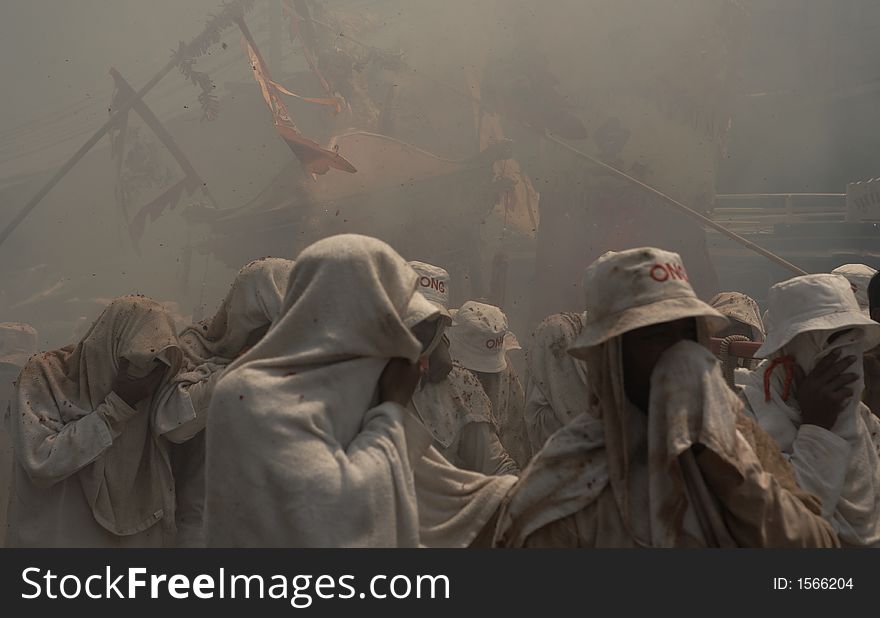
[524,312,589,453]
[180,257,294,365]
[205,234,514,547]
[497,334,742,547]
[9,296,184,543]
[495,336,831,547]
[174,257,293,547]
[740,326,880,546]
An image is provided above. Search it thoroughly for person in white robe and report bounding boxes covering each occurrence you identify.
[172,257,295,547]
[409,262,519,476]
[447,301,529,467]
[6,297,204,547]
[739,273,880,547]
[494,248,839,548]
[524,312,589,455]
[205,234,515,547]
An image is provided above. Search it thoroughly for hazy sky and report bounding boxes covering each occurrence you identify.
[0,0,226,176]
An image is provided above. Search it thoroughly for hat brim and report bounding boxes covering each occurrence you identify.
[404,291,442,329]
[568,296,728,359]
[755,311,880,358]
[447,330,511,373]
[426,300,452,321]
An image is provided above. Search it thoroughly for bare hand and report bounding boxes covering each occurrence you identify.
[112,358,166,408]
[794,351,860,430]
[379,357,423,407]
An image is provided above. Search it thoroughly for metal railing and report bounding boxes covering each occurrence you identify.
[712,192,846,232]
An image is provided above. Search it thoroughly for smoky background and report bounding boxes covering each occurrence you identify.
[0,0,877,351]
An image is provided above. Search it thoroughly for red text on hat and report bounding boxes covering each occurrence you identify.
[419,276,446,294]
[485,335,505,349]
[649,262,689,282]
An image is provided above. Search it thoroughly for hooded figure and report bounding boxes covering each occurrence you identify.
[494,248,838,548]
[6,297,204,547]
[172,257,295,547]
[739,273,880,547]
[205,235,515,547]
[409,262,519,476]
[448,301,529,467]
[180,257,295,365]
[524,312,590,454]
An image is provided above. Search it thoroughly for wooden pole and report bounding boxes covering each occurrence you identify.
[0,0,253,250]
[0,56,179,249]
[543,132,809,276]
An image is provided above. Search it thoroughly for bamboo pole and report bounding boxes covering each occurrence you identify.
[543,132,808,276]
[0,0,253,250]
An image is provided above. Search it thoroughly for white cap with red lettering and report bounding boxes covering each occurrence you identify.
[568,247,727,358]
[447,301,521,373]
[756,273,880,358]
[409,261,452,321]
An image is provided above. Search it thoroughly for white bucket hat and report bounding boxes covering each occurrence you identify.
[447,301,521,373]
[568,247,727,358]
[756,273,880,358]
[409,260,452,321]
[831,264,876,316]
[0,322,37,368]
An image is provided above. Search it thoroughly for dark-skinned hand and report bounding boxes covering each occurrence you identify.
[794,350,860,431]
[379,357,423,407]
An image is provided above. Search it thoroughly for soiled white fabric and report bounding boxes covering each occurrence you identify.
[180,257,294,365]
[174,258,293,547]
[741,272,880,546]
[412,365,494,449]
[205,234,514,547]
[475,363,529,468]
[412,366,518,475]
[496,339,838,548]
[497,339,712,546]
[6,297,192,547]
[741,328,880,547]
[525,312,589,454]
